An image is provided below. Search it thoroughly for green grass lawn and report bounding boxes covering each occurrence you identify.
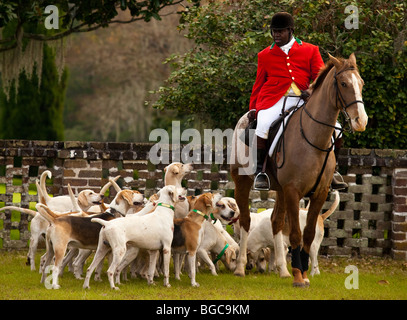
[0,250,406,300]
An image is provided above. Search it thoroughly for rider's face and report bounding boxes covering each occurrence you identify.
[272,28,292,47]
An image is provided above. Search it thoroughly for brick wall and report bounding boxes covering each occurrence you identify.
[0,140,406,260]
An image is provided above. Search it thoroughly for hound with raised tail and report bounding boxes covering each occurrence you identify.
[83,185,186,290]
[36,189,144,289]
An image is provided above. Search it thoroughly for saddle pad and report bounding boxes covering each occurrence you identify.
[268,113,293,157]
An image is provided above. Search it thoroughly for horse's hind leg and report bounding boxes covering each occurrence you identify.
[231,167,252,277]
[302,188,330,283]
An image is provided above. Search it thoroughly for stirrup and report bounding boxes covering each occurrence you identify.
[254,172,271,191]
[330,171,348,191]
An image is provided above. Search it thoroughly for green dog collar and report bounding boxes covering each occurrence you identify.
[192,209,209,220]
[157,203,175,211]
[213,243,229,264]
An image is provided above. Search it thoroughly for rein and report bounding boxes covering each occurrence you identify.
[299,66,363,196]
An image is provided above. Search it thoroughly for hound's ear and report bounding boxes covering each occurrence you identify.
[204,194,213,207]
[263,247,271,261]
[164,165,168,173]
[328,53,342,70]
[77,192,86,207]
[228,201,238,212]
[121,191,134,207]
[168,188,177,203]
[172,166,180,175]
[225,249,232,265]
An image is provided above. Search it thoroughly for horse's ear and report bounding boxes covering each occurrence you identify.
[328,53,342,70]
[348,53,356,66]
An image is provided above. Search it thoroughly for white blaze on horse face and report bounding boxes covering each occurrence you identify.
[350,73,368,132]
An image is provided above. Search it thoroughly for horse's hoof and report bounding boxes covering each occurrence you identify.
[292,281,306,288]
[292,268,305,287]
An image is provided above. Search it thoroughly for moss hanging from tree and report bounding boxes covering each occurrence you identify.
[0,44,67,140]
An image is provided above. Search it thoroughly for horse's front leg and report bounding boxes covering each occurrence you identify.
[271,191,291,278]
[231,168,252,277]
[284,184,306,287]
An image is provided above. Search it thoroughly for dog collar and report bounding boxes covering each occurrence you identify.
[192,209,209,220]
[157,203,175,211]
[210,213,217,224]
[213,243,229,264]
[228,216,240,225]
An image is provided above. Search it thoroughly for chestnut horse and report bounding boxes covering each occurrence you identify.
[230,53,368,286]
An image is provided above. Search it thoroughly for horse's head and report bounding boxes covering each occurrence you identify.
[328,53,368,132]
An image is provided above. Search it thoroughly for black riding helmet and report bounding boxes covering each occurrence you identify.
[270,12,294,32]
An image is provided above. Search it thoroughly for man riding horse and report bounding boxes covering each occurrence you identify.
[231,11,368,287]
[250,12,347,191]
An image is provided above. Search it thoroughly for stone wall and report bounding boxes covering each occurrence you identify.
[0,140,406,260]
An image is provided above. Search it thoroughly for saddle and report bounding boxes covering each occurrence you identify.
[240,105,298,148]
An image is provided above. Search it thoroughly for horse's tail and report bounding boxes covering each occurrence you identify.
[321,190,340,221]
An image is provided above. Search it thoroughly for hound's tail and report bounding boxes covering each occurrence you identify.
[39,170,52,204]
[35,203,59,224]
[0,206,38,217]
[321,190,340,221]
[99,175,121,196]
[91,218,109,227]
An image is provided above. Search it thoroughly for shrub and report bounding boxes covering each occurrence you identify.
[152,0,406,149]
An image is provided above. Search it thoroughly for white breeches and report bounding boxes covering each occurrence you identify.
[255,95,342,141]
[255,95,303,139]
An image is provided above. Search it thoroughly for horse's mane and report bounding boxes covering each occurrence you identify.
[311,56,358,92]
[310,60,336,92]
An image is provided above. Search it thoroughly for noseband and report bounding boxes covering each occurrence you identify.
[299,66,364,196]
[334,67,365,134]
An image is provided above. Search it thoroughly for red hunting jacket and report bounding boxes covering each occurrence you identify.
[249,38,324,113]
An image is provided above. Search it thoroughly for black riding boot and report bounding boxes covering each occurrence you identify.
[331,137,348,190]
[254,136,270,190]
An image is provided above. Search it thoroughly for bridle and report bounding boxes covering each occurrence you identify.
[333,67,365,134]
[300,66,365,151]
[298,66,364,196]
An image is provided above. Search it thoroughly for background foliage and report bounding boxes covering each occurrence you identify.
[152,0,407,149]
[0,44,67,140]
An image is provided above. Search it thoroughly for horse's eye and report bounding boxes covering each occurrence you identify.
[341,82,347,88]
